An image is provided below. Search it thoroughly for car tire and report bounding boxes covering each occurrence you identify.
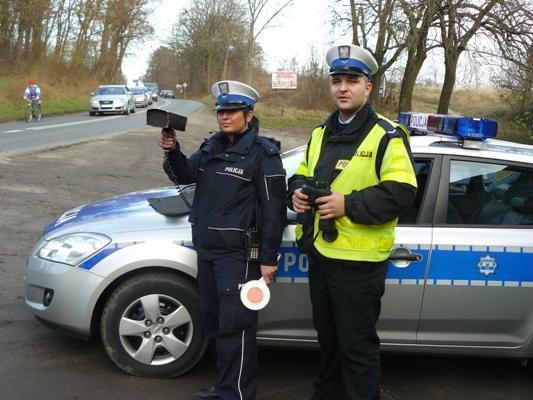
[89,111,96,116]
[100,272,207,378]
[132,105,136,114]
[124,106,130,116]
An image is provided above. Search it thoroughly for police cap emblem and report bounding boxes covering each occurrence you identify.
[211,80,260,111]
[325,44,378,77]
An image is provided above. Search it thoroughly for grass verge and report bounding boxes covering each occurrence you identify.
[0,72,99,122]
[3,80,531,144]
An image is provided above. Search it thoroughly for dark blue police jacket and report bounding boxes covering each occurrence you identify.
[164,126,287,265]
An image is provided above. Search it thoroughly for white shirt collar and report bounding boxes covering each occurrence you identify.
[338,114,355,125]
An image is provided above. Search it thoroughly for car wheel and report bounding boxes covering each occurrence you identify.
[124,106,130,116]
[89,111,96,116]
[132,105,136,113]
[100,272,207,377]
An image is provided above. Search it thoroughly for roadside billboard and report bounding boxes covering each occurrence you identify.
[272,71,297,89]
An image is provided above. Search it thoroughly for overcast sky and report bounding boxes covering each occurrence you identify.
[122,0,337,84]
[122,0,492,88]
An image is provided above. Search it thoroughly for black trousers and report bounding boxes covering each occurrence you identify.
[197,255,261,400]
[308,252,388,400]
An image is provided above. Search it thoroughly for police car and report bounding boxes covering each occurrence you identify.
[25,113,533,377]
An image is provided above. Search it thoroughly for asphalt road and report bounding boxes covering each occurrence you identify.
[0,98,201,152]
[0,104,532,400]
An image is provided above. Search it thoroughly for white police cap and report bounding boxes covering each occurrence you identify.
[325,44,378,77]
[211,80,260,111]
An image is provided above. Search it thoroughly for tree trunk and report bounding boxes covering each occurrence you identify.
[247,30,254,85]
[398,50,427,112]
[369,70,383,106]
[437,51,459,114]
[0,0,12,58]
[349,0,359,45]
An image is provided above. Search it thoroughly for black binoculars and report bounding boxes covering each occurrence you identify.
[296,178,339,243]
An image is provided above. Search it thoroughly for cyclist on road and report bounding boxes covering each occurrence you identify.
[24,79,42,103]
[23,79,42,122]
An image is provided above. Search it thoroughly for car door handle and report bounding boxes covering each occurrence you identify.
[389,248,423,262]
[389,253,422,262]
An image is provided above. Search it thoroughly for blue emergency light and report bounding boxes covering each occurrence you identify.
[399,112,498,141]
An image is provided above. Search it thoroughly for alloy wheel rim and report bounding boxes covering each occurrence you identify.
[118,293,193,366]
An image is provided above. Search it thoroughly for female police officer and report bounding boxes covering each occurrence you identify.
[159,80,286,400]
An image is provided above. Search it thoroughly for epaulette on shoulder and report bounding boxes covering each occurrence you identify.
[377,119,400,139]
[256,136,281,155]
[199,137,209,148]
[200,132,221,149]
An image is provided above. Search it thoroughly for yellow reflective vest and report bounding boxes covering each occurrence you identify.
[295,115,417,262]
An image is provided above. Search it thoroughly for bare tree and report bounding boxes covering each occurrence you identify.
[436,0,498,114]
[397,0,439,112]
[144,46,184,90]
[332,0,409,106]
[70,0,104,70]
[483,1,533,119]
[244,0,294,84]
[0,0,53,64]
[0,0,156,82]
[296,46,330,110]
[49,0,76,63]
[0,1,17,64]
[169,0,248,92]
[95,0,154,81]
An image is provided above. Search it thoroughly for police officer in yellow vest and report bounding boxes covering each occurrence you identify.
[289,45,417,400]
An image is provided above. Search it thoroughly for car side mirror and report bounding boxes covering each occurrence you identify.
[286,208,298,224]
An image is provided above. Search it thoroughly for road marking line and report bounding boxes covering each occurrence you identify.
[25,115,124,131]
[1,99,171,135]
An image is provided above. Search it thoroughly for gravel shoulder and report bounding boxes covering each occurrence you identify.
[2,107,533,400]
[0,107,310,399]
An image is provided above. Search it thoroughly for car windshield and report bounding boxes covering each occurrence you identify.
[281,146,305,179]
[131,88,144,94]
[96,87,125,95]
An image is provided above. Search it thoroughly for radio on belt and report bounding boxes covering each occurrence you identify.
[399,112,498,149]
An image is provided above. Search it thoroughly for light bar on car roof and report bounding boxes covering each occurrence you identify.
[398,112,498,142]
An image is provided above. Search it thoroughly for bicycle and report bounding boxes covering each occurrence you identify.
[25,97,41,122]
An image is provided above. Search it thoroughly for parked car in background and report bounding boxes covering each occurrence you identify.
[145,83,159,102]
[130,87,149,108]
[143,87,153,106]
[25,112,533,378]
[161,89,176,99]
[89,85,135,116]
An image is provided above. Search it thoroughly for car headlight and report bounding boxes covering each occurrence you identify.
[38,233,111,266]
